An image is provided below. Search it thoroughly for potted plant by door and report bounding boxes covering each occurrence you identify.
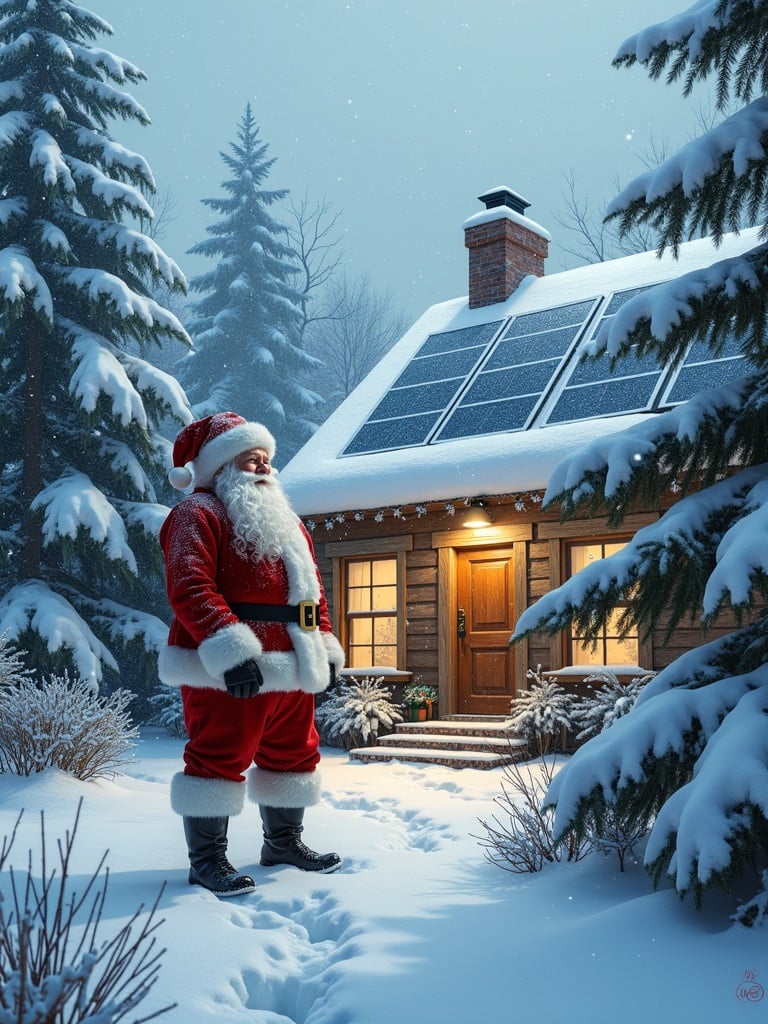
[402,682,438,722]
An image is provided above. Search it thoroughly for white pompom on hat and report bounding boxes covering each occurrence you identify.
[168,412,277,491]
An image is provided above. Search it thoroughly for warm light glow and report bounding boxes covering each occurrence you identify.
[462,502,493,528]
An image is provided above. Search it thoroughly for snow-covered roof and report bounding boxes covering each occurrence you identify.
[281,228,762,517]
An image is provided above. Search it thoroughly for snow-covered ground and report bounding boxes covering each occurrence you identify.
[0,732,764,1024]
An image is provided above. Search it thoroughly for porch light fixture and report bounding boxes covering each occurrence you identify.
[463,501,493,528]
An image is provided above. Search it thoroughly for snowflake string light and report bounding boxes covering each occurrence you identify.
[354,511,364,521]
[669,479,681,493]
[445,503,455,516]
[514,498,526,512]
[306,519,316,532]
[415,504,427,518]
[374,510,385,523]
[530,493,542,504]
[336,513,346,523]
[324,517,335,531]
[392,506,405,520]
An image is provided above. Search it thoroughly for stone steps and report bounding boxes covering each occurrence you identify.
[348,717,529,770]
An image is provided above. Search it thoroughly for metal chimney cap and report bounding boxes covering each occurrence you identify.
[477,186,530,215]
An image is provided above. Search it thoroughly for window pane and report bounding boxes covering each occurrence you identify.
[570,543,603,575]
[605,636,639,663]
[349,647,373,668]
[347,588,371,613]
[347,562,370,587]
[372,559,397,585]
[372,586,397,611]
[567,540,639,667]
[350,619,372,645]
[372,645,398,668]
[374,617,397,645]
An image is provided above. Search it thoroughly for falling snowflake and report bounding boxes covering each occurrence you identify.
[415,504,427,518]
[374,510,385,523]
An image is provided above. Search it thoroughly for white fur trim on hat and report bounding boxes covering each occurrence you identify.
[194,422,276,488]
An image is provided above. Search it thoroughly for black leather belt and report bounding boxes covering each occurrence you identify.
[230,601,319,631]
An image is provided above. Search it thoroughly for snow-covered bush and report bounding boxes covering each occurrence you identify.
[508,667,578,754]
[0,630,34,690]
[0,673,138,779]
[734,871,768,928]
[315,675,403,749]
[573,669,653,741]
[476,754,592,872]
[0,801,173,1022]
[148,686,187,738]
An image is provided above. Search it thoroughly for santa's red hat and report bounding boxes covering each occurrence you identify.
[168,412,277,491]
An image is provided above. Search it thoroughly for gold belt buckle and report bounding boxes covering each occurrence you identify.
[299,600,318,631]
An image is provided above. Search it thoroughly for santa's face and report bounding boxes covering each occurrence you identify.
[235,447,272,481]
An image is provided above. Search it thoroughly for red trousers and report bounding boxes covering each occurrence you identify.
[181,687,321,783]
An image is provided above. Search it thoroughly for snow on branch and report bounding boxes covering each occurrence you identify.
[607,99,768,213]
[30,129,75,191]
[0,580,117,684]
[542,378,751,504]
[75,72,150,123]
[73,127,155,184]
[66,156,153,217]
[0,245,53,320]
[69,331,147,426]
[615,0,727,65]
[68,40,146,84]
[119,501,170,540]
[122,354,192,422]
[99,438,154,495]
[0,110,29,149]
[31,471,138,572]
[62,269,187,336]
[544,668,760,830]
[90,598,169,652]
[646,680,768,892]
[703,474,768,614]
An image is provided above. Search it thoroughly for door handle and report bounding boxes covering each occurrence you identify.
[457,607,466,638]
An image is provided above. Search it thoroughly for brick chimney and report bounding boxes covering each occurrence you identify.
[464,187,550,308]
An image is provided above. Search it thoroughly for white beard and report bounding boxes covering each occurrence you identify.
[214,463,300,563]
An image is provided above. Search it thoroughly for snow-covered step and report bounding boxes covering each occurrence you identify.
[394,719,518,741]
[377,731,527,754]
[348,745,518,770]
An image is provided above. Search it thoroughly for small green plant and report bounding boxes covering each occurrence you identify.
[402,681,438,709]
[508,666,577,755]
[315,675,404,749]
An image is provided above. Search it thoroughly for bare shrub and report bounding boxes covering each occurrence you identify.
[0,673,138,779]
[475,752,592,872]
[0,800,173,1022]
[0,630,34,690]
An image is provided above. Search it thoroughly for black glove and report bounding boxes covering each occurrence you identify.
[224,659,264,699]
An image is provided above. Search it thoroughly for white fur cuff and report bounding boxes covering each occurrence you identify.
[322,632,346,671]
[198,621,263,679]
[246,766,322,808]
[170,772,246,817]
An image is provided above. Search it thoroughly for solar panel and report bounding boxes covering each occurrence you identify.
[339,283,750,458]
[342,320,504,456]
[433,299,600,442]
[661,332,747,405]
[541,287,665,425]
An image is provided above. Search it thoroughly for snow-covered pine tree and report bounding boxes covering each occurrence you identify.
[0,1,191,689]
[512,0,768,909]
[181,105,323,466]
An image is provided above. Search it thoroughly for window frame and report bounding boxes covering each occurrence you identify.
[325,536,411,672]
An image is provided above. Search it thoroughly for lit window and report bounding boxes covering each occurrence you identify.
[566,541,639,665]
[344,557,398,668]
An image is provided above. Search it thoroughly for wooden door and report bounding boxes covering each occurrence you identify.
[456,547,517,715]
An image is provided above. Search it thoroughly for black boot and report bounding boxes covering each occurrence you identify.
[183,816,256,896]
[259,805,341,873]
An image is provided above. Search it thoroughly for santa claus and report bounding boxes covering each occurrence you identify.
[159,412,345,896]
